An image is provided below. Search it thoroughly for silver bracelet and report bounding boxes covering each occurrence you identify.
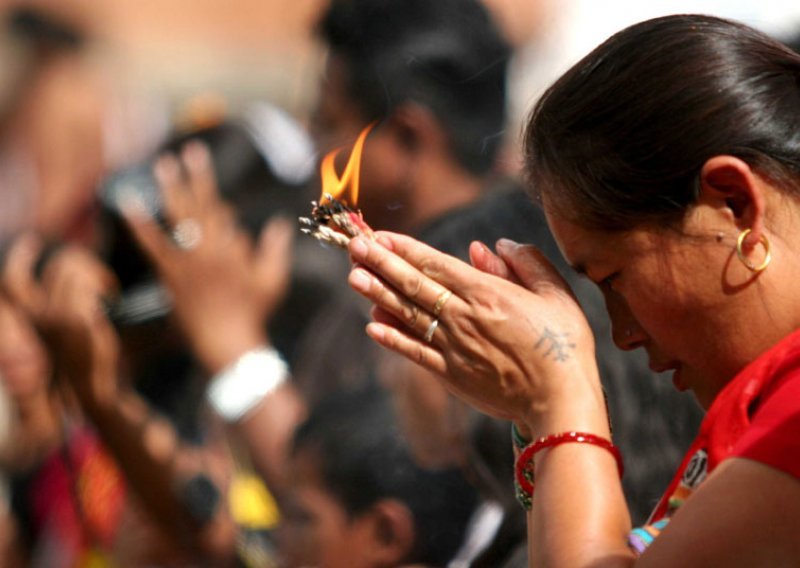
[206,347,288,422]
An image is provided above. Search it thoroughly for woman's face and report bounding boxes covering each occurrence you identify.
[546,209,755,409]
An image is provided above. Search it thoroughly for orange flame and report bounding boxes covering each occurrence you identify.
[319,122,375,206]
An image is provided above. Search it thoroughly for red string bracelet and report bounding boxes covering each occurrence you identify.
[514,431,624,509]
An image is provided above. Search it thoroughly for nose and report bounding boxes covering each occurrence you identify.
[604,288,645,351]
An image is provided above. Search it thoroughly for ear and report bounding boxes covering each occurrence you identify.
[360,499,417,566]
[388,102,446,156]
[698,155,767,252]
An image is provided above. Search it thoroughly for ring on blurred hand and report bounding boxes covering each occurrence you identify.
[424,319,439,343]
[432,289,452,317]
[172,219,203,250]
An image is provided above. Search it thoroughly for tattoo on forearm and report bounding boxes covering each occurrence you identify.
[535,328,576,362]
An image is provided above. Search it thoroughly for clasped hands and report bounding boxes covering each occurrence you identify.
[347,233,607,436]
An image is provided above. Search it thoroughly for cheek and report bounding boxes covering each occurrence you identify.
[624,273,712,352]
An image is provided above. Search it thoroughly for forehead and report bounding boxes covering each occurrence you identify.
[544,210,619,273]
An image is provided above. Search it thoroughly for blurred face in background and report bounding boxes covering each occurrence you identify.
[309,54,414,232]
[279,449,388,568]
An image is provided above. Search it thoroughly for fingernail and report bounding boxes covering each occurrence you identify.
[366,322,385,342]
[154,154,180,184]
[182,141,211,170]
[376,234,393,250]
[496,238,519,254]
[350,237,368,258]
[349,268,372,292]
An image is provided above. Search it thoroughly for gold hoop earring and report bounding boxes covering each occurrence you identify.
[736,228,771,273]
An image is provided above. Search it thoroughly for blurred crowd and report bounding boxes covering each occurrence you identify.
[0,1,797,567]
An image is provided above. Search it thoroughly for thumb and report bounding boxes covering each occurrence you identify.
[469,241,515,282]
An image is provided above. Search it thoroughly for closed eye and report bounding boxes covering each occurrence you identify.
[599,272,620,291]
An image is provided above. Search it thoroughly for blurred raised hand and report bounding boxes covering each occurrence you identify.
[2,234,121,409]
[123,141,294,373]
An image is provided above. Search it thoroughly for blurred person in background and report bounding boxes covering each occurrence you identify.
[0,235,240,566]
[0,96,323,563]
[279,387,476,568]
[0,291,123,567]
[0,6,164,247]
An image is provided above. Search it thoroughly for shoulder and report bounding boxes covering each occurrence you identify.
[733,347,800,481]
[640,458,800,566]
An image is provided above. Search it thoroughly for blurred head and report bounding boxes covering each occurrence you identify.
[313,0,510,229]
[279,388,476,568]
[524,15,800,406]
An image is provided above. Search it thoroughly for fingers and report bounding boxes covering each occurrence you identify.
[122,200,170,269]
[348,235,468,320]
[495,239,569,293]
[1,233,47,316]
[154,154,192,228]
[153,140,223,231]
[364,321,447,377]
[469,240,515,282]
[180,142,217,208]
[361,232,482,295]
[350,267,444,342]
[124,140,231,269]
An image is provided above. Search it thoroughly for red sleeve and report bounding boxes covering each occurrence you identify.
[733,369,800,480]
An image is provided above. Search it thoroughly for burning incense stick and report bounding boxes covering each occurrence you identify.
[299,193,375,248]
[300,123,376,249]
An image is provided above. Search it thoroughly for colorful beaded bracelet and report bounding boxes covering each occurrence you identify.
[511,422,531,451]
[514,431,624,510]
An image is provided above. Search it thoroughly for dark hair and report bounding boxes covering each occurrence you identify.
[318,0,510,175]
[524,14,800,231]
[291,387,477,567]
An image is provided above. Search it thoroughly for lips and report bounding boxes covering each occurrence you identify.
[649,360,679,374]
[649,360,687,391]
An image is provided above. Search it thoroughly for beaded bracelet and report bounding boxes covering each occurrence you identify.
[511,422,531,451]
[514,431,624,510]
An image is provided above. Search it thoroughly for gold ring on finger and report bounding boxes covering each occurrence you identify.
[423,319,439,343]
[432,289,452,318]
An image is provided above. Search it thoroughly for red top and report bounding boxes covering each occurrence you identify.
[648,328,800,523]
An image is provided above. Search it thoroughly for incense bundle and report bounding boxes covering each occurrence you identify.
[299,194,375,249]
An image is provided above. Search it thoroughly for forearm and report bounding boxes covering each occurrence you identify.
[205,343,307,494]
[232,382,306,493]
[522,368,635,567]
[83,388,237,563]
